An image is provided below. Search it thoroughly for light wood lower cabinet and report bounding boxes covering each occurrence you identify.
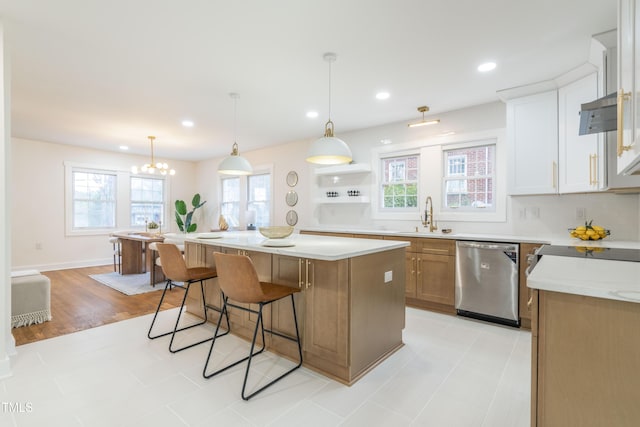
[531,289,640,426]
[392,236,456,314]
[185,241,405,385]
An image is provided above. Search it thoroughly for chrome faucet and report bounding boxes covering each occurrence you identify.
[421,196,438,232]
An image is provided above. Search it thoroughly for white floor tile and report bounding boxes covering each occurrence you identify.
[3,307,530,426]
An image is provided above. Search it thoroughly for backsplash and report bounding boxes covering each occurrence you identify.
[314,192,640,241]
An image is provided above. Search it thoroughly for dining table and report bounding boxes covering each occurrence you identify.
[111,232,164,275]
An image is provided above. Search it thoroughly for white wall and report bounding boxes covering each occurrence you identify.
[197,101,640,242]
[11,138,198,271]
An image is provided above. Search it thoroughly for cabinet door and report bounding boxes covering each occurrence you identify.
[617,0,640,174]
[405,252,417,298]
[558,73,605,193]
[270,255,305,359]
[416,254,455,306]
[304,259,349,367]
[507,91,559,195]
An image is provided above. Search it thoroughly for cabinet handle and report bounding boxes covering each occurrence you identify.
[298,258,303,288]
[411,257,415,274]
[617,89,633,157]
[552,161,557,188]
[527,296,533,308]
[417,258,421,275]
[589,154,598,186]
[306,259,311,289]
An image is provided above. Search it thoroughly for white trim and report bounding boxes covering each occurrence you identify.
[64,161,172,236]
[218,163,274,229]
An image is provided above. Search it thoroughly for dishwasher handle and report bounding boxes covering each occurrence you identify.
[456,241,518,252]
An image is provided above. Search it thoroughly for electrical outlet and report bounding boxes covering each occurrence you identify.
[576,207,586,221]
[384,271,393,283]
[35,242,42,250]
[529,207,540,219]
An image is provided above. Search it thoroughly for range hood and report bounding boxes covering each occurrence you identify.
[579,92,617,135]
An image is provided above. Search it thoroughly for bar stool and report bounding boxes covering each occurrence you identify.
[148,241,184,287]
[203,252,303,401]
[148,243,229,353]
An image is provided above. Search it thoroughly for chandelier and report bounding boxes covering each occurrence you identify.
[131,136,176,176]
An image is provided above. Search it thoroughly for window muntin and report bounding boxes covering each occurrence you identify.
[380,154,419,210]
[130,176,165,227]
[221,177,240,226]
[72,170,117,229]
[443,144,495,211]
[247,173,271,227]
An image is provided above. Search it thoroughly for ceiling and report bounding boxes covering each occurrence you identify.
[0,0,617,161]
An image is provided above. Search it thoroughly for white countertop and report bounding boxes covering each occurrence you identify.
[184,231,409,261]
[300,227,640,249]
[527,255,640,304]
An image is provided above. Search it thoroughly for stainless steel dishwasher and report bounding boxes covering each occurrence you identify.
[455,241,519,327]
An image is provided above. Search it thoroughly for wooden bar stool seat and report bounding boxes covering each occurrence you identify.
[203,251,303,400]
[147,243,229,353]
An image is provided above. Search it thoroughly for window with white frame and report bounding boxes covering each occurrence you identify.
[443,143,495,211]
[220,177,240,226]
[247,173,271,227]
[380,154,419,210]
[71,169,117,230]
[130,176,165,227]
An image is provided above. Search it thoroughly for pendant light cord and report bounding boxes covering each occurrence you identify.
[327,58,332,122]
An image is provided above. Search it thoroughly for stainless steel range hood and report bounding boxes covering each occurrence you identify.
[579,92,617,135]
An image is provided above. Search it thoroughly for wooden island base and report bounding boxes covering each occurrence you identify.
[183,237,407,385]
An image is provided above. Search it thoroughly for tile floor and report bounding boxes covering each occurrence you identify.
[1,308,531,426]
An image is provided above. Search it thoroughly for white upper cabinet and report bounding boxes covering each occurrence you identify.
[507,90,559,195]
[558,73,605,193]
[617,0,640,175]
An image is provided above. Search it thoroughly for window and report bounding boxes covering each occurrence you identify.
[221,177,240,226]
[443,144,495,211]
[247,173,271,227]
[130,176,165,226]
[71,170,117,229]
[380,154,419,210]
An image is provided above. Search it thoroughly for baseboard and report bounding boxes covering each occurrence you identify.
[11,258,112,273]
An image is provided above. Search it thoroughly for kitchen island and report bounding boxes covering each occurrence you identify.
[527,254,640,426]
[182,231,409,385]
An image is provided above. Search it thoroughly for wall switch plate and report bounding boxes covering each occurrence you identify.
[384,271,393,283]
[576,207,586,221]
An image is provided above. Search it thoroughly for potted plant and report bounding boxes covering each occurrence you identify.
[175,193,206,233]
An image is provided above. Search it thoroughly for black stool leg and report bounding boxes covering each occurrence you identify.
[241,295,303,400]
[168,280,213,353]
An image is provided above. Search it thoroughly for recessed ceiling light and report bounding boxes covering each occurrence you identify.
[438,131,456,137]
[380,139,393,145]
[119,145,129,150]
[477,62,496,72]
[181,120,194,127]
[306,111,319,118]
[376,92,390,100]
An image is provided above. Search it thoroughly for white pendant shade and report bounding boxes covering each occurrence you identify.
[218,142,253,175]
[306,52,352,165]
[306,135,352,165]
[218,93,253,176]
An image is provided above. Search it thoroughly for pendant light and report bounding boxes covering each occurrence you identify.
[408,106,440,128]
[218,93,253,176]
[131,136,176,175]
[306,52,352,165]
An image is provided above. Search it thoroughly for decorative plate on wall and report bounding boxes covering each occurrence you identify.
[286,190,298,207]
[286,210,298,226]
[286,171,298,187]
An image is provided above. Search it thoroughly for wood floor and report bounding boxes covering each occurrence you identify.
[12,265,183,346]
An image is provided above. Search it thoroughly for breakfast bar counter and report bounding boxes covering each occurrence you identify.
[182,231,409,385]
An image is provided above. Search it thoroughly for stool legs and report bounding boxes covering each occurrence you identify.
[147,279,230,353]
[203,293,303,401]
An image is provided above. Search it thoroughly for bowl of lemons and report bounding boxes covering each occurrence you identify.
[569,220,610,241]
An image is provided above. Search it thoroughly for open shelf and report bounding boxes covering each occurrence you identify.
[313,163,371,176]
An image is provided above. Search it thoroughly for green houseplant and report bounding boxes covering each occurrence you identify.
[175,193,206,233]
